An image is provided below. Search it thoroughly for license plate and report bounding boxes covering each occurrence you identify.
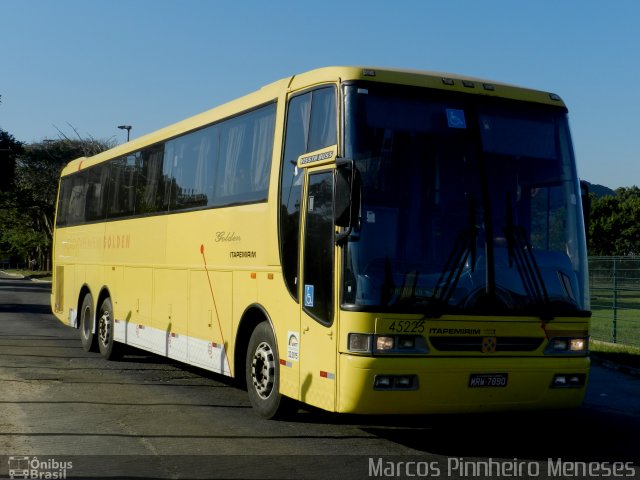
[469,373,508,388]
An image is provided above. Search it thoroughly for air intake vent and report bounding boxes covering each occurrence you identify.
[430,336,543,352]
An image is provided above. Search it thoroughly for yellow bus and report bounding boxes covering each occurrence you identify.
[51,66,590,418]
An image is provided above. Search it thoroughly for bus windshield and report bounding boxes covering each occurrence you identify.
[342,83,589,317]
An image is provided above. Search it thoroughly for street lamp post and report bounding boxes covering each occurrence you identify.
[117,125,132,142]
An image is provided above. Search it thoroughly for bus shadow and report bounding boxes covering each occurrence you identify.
[0,303,53,315]
[113,347,238,387]
[360,409,639,463]
[78,347,640,464]
[288,407,639,463]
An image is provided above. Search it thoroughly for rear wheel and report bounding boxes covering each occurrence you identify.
[245,322,294,419]
[79,293,98,352]
[97,297,122,360]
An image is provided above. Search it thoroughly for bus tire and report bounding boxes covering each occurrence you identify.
[79,293,98,352]
[245,322,293,419]
[97,297,122,360]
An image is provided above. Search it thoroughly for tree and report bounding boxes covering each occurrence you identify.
[0,129,24,192]
[589,186,640,256]
[0,136,114,269]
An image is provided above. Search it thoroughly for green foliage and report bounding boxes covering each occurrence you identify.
[589,186,640,256]
[0,205,48,258]
[0,129,24,191]
[0,134,114,269]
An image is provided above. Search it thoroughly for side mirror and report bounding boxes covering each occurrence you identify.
[334,158,361,244]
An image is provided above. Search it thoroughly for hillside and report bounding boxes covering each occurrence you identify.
[583,181,615,198]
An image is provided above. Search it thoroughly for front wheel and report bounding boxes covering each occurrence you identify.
[97,297,122,360]
[245,322,294,419]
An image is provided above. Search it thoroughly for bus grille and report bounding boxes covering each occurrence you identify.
[429,336,544,352]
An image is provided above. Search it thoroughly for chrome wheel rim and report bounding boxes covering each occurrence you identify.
[251,341,275,399]
[98,309,111,347]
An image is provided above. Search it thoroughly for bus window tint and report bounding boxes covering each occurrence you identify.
[164,125,216,211]
[56,102,276,225]
[303,171,335,324]
[280,86,338,301]
[308,87,337,151]
[107,155,137,218]
[55,177,71,226]
[66,174,88,225]
[136,145,165,214]
[215,103,276,205]
[280,92,311,300]
[85,165,108,221]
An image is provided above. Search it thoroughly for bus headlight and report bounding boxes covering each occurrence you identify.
[376,336,394,351]
[544,336,589,355]
[569,338,587,351]
[348,333,429,355]
[374,334,429,354]
[348,333,372,353]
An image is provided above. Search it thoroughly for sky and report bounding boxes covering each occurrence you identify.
[1,0,639,189]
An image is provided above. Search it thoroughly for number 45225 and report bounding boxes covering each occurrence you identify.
[388,320,425,334]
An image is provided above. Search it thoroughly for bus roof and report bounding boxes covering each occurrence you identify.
[61,66,566,176]
[288,66,565,106]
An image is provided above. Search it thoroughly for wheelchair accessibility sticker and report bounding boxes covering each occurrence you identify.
[446,108,467,129]
[304,284,314,307]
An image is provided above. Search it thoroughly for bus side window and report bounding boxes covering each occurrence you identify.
[280,86,337,301]
[67,173,88,225]
[303,171,334,325]
[215,103,276,205]
[56,177,71,227]
[85,164,108,221]
[164,125,217,211]
[136,145,165,215]
[107,155,137,218]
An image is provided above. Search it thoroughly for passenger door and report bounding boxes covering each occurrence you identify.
[299,170,337,411]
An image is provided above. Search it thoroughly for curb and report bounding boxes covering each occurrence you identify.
[0,270,23,278]
[0,270,52,283]
[29,277,53,284]
[590,353,640,377]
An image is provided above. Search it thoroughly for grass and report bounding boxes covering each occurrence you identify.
[590,309,640,346]
[590,284,640,347]
[590,340,640,370]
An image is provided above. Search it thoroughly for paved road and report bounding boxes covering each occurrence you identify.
[0,273,638,479]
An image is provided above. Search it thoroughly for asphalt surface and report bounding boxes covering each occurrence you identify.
[0,273,639,479]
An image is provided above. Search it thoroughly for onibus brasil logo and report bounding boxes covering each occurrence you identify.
[7,456,73,479]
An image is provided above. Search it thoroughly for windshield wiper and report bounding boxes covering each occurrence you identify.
[430,195,478,312]
[503,192,553,320]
